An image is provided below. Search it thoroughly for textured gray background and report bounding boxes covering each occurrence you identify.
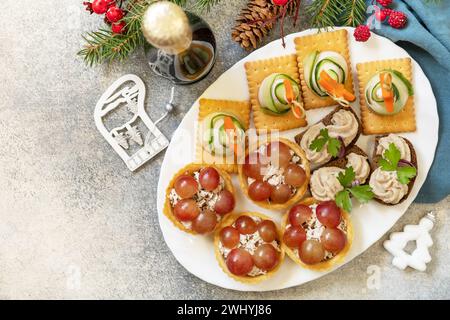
[0,0,448,299]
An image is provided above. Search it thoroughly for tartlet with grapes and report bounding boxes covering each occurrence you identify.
[164,164,236,234]
[238,138,310,210]
[214,212,285,283]
[281,198,353,270]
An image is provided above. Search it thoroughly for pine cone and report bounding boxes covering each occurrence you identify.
[231,0,277,50]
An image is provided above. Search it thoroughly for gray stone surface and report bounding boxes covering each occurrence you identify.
[0,0,448,299]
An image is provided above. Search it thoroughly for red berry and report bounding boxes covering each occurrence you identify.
[92,0,109,14]
[272,0,289,5]
[382,8,394,17]
[106,5,124,23]
[353,25,371,42]
[112,21,126,34]
[388,11,408,29]
[376,0,392,7]
[375,9,387,22]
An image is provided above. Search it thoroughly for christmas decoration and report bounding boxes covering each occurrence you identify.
[142,1,216,84]
[92,0,110,14]
[376,0,392,7]
[111,21,126,33]
[231,0,300,50]
[375,9,387,22]
[106,5,124,22]
[381,8,393,18]
[383,212,435,272]
[79,0,222,66]
[232,0,277,50]
[354,25,371,42]
[388,10,408,29]
[94,74,173,171]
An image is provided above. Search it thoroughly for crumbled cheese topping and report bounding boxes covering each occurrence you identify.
[263,165,285,186]
[246,148,304,190]
[288,204,347,262]
[169,170,225,228]
[218,216,281,277]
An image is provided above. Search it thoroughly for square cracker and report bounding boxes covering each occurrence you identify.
[294,29,354,109]
[196,98,251,173]
[356,58,416,135]
[244,55,308,132]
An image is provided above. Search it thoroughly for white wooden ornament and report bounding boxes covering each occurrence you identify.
[383,212,435,272]
[94,74,170,171]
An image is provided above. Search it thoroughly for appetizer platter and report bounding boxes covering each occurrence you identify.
[156,27,438,291]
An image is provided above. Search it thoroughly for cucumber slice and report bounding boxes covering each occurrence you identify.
[371,83,383,102]
[364,70,410,115]
[303,51,318,92]
[259,73,300,114]
[305,51,348,98]
[202,112,245,155]
[274,83,287,104]
[258,74,278,113]
[388,69,414,96]
[327,70,339,82]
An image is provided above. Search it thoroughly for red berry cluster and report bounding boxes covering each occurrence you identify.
[83,0,126,34]
[354,0,408,42]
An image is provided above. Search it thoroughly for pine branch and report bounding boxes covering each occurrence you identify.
[307,0,367,29]
[194,0,222,11]
[78,0,150,66]
[307,0,343,30]
[340,0,366,27]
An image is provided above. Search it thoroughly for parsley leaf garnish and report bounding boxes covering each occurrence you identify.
[337,167,355,188]
[380,143,417,185]
[335,166,374,212]
[397,166,417,185]
[336,189,352,213]
[309,128,342,157]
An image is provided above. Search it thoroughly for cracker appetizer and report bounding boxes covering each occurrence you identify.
[295,29,355,109]
[310,145,372,212]
[369,134,417,205]
[238,138,310,210]
[164,164,235,234]
[196,98,251,173]
[356,58,416,135]
[245,55,307,132]
[295,106,361,169]
[281,198,353,270]
[214,212,284,283]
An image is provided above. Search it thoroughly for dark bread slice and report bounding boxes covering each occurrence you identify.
[309,144,371,195]
[295,106,362,167]
[370,135,418,205]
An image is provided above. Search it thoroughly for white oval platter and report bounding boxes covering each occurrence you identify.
[156,27,439,291]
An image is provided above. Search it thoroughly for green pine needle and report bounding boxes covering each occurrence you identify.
[307,0,367,29]
[194,0,222,11]
[341,0,366,27]
[307,0,343,30]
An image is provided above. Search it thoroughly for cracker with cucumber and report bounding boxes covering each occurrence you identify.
[244,55,308,132]
[294,29,355,109]
[196,98,251,173]
[356,58,416,135]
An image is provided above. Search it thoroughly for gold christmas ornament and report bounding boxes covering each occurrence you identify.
[142,1,193,55]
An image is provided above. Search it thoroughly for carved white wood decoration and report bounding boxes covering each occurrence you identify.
[383,212,435,272]
[94,74,169,171]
